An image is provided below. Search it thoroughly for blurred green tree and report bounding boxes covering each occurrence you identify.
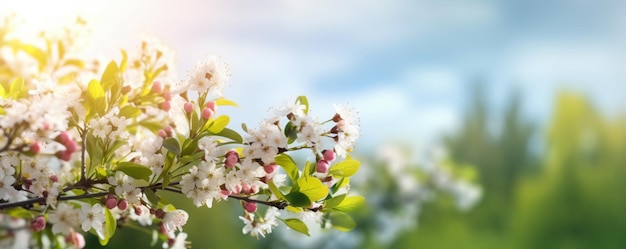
[513,92,626,249]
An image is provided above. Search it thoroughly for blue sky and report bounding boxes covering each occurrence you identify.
[4,0,626,149]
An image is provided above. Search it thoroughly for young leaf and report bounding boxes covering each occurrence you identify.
[87,79,106,115]
[99,208,117,246]
[281,218,310,236]
[8,77,25,98]
[275,154,299,182]
[162,137,181,155]
[208,115,230,134]
[332,196,365,212]
[296,96,309,115]
[268,179,286,200]
[329,160,360,177]
[119,105,141,118]
[119,49,128,72]
[324,194,347,209]
[100,61,120,91]
[283,121,298,144]
[144,189,159,206]
[116,162,152,181]
[214,128,243,144]
[329,212,356,232]
[215,98,239,107]
[330,177,349,194]
[296,176,328,202]
[285,192,311,208]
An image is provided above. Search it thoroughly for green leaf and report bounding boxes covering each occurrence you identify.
[63,59,84,69]
[281,218,310,236]
[296,96,309,115]
[332,196,365,212]
[100,61,120,91]
[215,98,239,107]
[208,115,230,134]
[144,189,159,206]
[116,162,152,181]
[119,49,128,72]
[324,194,347,209]
[138,120,163,133]
[162,137,181,155]
[268,179,286,200]
[284,121,298,144]
[8,77,26,98]
[296,176,328,202]
[329,212,356,232]
[87,79,106,116]
[330,177,349,194]
[8,41,47,71]
[241,123,248,133]
[214,128,243,144]
[275,154,299,182]
[285,192,311,208]
[99,208,117,245]
[7,208,34,219]
[119,105,141,118]
[329,160,360,177]
[0,84,5,98]
[303,161,313,177]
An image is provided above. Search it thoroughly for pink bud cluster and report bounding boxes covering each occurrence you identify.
[316,150,336,173]
[153,81,173,111]
[55,131,79,161]
[104,194,128,210]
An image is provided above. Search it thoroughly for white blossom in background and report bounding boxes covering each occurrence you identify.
[187,55,230,96]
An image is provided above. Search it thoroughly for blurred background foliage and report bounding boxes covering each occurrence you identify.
[86,83,626,249]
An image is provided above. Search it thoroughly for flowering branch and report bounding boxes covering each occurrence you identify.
[0,17,363,248]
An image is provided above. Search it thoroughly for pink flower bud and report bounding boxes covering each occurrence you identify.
[122,85,132,94]
[220,190,231,196]
[50,175,59,183]
[29,141,41,154]
[57,131,72,144]
[157,129,167,138]
[163,90,172,101]
[66,232,85,249]
[151,81,163,94]
[65,140,79,153]
[134,206,143,216]
[155,209,166,219]
[263,164,277,174]
[158,222,168,235]
[161,101,171,111]
[105,197,118,209]
[205,101,217,113]
[184,102,194,113]
[224,150,239,168]
[244,202,257,213]
[31,215,46,232]
[316,160,329,174]
[164,126,173,136]
[117,198,128,210]
[56,150,73,161]
[242,183,251,194]
[201,107,214,120]
[323,150,336,162]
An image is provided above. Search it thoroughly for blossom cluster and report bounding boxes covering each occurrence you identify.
[0,17,363,248]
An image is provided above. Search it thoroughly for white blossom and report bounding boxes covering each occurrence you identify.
[163,209,189,233]
[79,203,106,238]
